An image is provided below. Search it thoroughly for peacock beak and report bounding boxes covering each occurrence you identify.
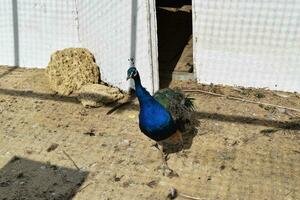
[126,72,134,80]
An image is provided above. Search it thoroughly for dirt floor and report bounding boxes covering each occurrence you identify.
[0,66,299,200]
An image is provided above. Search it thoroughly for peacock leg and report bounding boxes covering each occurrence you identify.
[152,143,166,163]
[153,142,178,177]
[178,132,184,150]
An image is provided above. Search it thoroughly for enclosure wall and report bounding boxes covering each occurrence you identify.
[76,0,158,93]
[0,0,158,93]
[0,0,80,67]
[193,0,300,92]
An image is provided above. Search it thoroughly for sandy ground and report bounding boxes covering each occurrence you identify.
[0,66,299,200]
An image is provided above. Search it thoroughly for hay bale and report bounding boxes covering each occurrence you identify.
[77,84,124,108]
[46,48,100,95]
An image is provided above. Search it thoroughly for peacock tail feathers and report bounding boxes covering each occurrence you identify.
[154,88,194,132]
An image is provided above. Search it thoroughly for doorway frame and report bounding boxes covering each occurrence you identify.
[148,0,196,93]
[147,0,160,93]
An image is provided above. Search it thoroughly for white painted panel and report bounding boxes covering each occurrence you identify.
[76,0,158,93]
[193,0,300,92]
[0,0,79,67]
[0,0,16,65]
[0,0,158,93]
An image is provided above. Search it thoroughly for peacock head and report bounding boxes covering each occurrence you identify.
[126,67,139,80]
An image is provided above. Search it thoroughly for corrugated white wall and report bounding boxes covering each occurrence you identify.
[193,0,300,92]
[0,0,158,93]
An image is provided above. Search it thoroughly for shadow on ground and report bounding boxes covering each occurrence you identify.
[196,111,300,131]
[107,99,300,131]
[0,88,123,108]
[107,98,299,155]
[0,66,18,79]
[1,84,299,157]
[0,156,88,200]
[163,113,200,154]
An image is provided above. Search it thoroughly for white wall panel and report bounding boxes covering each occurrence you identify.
[0,0,158,93]
[0,0,79,67]
[76,0,158,93]
[193,0,300,92]
[0,0,15,66]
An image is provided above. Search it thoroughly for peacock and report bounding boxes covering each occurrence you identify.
[127,67,194,175]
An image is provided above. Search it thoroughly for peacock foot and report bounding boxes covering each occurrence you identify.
[150,142,159,149]
[157,163,178,178]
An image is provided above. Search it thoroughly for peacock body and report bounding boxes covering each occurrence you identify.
[153,88,194,133]
[127,67,194,143]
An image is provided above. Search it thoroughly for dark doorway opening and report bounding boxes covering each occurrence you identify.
[156,0,194,88]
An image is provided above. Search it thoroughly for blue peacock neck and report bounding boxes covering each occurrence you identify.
[134,74,152,104]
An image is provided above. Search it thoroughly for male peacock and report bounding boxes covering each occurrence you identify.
[127,67,194,175]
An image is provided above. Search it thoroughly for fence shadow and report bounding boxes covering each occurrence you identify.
[195,111,300,131]
[0,88,79,103]
[0,88,126,107]
[0,66,18,79]
[107,100,300,131]
[0,156,88,199]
